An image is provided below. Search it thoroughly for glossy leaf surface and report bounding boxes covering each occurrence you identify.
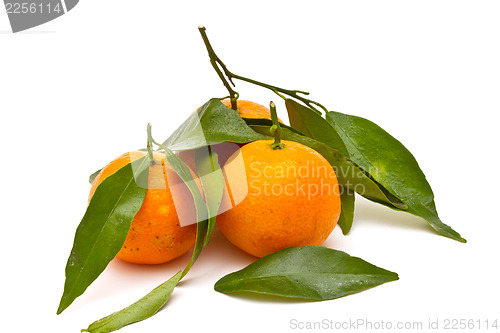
[326,111,465,242]
[281,103,407,211]
[82,272,182,333]
[286,99,349,157]
[215,246,398,300]
[57,157,149,314]
[163,98,267,151]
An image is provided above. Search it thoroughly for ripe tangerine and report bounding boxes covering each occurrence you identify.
[217,140,341,257]
[89,151,198,264]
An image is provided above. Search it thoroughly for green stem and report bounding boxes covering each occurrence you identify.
[198,26,327,115]
[269,102,284,149]
[198,26,239,111]
[147,124,172,156]
[146,123,157,164]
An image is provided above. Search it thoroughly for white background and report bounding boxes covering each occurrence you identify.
[1,1,499,332]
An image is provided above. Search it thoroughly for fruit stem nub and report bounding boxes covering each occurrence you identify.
[269,101,284,150]
[146,123,157,165]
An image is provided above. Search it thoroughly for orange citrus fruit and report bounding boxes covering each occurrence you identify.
[216,140,341,258]
[89,151,198,264]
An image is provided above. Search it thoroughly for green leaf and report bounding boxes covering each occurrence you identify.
[57,157,149,314]
[163,98,267,151]
[249,123,407,211]
[215,246,398,300]
[285,99,349,157]
[88,168,102,184]
[82,271,182,333]
[338,188,355,235]
[194,146,224,246]
[326,111,466,243]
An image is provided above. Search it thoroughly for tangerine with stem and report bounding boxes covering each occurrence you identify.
[89,151,198,264]
[216,102,341,257]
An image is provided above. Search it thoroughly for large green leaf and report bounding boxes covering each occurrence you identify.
[326,111,466,243]
[57,157,149,314]
[163,98,267,151]
[215,246,398,300]
[82,272,182,333]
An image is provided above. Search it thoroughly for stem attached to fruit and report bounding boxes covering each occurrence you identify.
[198,26,328,115]
[198,26,239,111]
[147,124,170,156]
[269,102,284,150]
[146,123,157,165]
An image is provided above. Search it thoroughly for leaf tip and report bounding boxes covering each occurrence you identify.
[443,226,467,243]
[213,281,222,292]
[213,277,231,294]
[379,270,399,284]
[340,225,351,235]
[56,299,68,315]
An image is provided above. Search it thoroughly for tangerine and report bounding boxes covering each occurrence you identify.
[89,151,198,264]
[216,140,341,257]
